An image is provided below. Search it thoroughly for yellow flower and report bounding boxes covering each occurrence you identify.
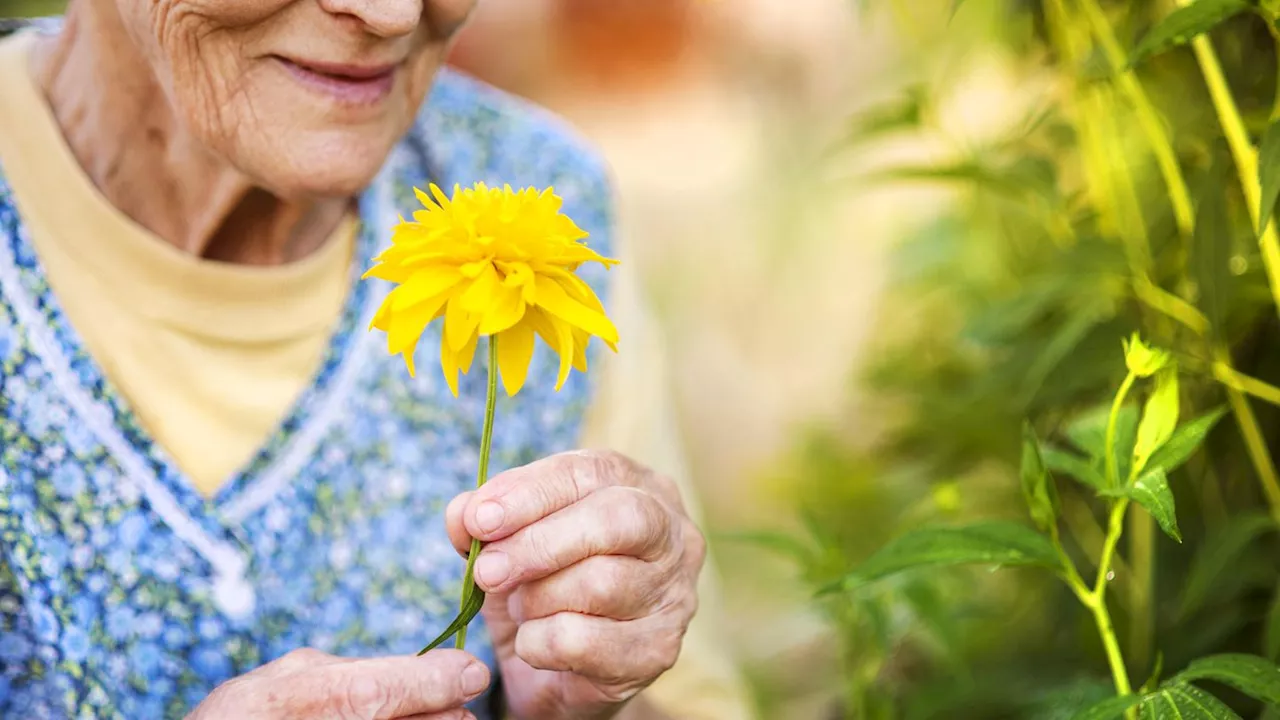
[1122,332,1170,378]
[364,182,619,396]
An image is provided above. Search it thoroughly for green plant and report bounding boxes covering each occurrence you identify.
[750,0,1280,716]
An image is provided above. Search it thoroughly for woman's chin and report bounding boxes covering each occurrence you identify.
[243,148,389,201]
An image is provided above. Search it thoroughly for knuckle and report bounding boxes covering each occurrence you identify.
[611,488,672,556]
[341,673,390,717]
[546,616,594,669]
[595,450,637,485]
[685,520,708,569]
[650,471,682,505]
[278,647,327,669]
[637,625,684,680]
[582,559,624,603]
[524,527,560,573]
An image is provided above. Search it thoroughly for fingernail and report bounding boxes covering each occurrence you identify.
[474,501,505,534]
[475,551,510,588]
[461,663,488,695]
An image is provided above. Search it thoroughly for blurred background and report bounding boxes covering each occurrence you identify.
[12,0,1280,718]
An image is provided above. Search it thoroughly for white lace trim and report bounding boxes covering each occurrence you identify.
[0,230,253,619]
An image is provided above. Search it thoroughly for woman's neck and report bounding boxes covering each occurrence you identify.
[28,4,350,266]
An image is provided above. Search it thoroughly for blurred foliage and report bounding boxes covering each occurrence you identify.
[754,0,1280,717]
[0,1,65,18]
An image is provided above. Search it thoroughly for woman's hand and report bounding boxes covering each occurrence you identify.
[445,451,705,720]
[186,648,490,720]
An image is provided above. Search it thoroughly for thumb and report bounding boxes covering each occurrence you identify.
[293,650,490,718]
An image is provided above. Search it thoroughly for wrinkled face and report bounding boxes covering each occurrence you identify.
[112,0,477,198]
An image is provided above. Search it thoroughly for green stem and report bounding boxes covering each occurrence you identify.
[455,336,500,651]
[1094,499,1136,709]
[1127,510,1155,674]
[1105,373,1137,488]
[1051,523,1092,604]
[1052,524,1133,703]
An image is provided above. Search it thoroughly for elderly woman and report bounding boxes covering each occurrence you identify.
[0,2,748,719]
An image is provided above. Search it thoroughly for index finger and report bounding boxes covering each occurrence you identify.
[291,650,490,719]
[462,451,638,542]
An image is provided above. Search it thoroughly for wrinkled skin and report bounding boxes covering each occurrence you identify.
[446,451,704,720]
[34,0,475,262]
[186,648,489,720]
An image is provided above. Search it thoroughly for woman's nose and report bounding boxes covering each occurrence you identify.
[318,0,424,38]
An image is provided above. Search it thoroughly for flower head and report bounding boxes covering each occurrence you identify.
[1122,332,1170,378]
[365,182,619,396]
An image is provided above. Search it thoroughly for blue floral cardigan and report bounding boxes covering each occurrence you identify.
[0,47,614,719]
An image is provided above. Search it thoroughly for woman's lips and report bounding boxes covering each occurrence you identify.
[275,57,398,106]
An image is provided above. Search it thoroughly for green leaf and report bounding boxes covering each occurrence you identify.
[1174,654,1280,705]
[1267,584,1280,661]
[1070,694,1146,720]
[1133,369,1180,477]
[1021,423,1059,530]
[1259,119,1280,237]
[1067,403,1139,486]
[1103,468,1181,542]
[1179,513,1277,620]
[838,88,926,151]
[1140,684,1240,719]
[824,522,1061,593]
[1194,151,1232,335]
[418,585,486,654]
[1130,0,1250,67]
[1043,445,1108,491]
[1147,407,1229,475]
[1021,310,1106,404]
[866,155,1058,202]
[717,531,813,562]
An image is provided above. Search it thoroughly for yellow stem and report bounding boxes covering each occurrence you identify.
[1221,367,1280,521]
[1183,24,1280,312]
[1214,361,1280,408]
[455,336,500,651]
[1133,276,1209,335]
[1176,7,1280,522]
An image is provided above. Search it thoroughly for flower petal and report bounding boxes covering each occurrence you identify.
[387,292,450,356]
[457,329,480,375]
[458,263,502,313]
[526,308,574,390]
[477,285,526,336]
[444,296,481,352]
[440,330,461,397]
[533,275,619,345]
[571,328,589,373]
[439,327,478,397]
[391,266,463,311]
[497,320,536,396]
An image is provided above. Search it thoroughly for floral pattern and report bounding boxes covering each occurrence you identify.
[0,53,614,719]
